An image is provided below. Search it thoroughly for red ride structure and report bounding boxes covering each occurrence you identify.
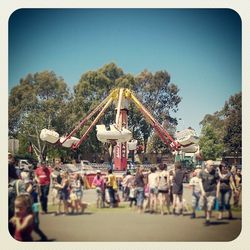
[40,88,182,171]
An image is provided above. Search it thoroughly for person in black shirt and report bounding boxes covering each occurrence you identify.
[172,161,186,215]
[217,164,237,220]
[199,160,220,225]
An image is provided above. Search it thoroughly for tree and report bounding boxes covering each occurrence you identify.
[73,64,181,158]
[9,71,70,160]
[9,63,182,162]
[133,70,181,153]
[199,123,224,160]
[223,92,242,160]
[199,92,242,161]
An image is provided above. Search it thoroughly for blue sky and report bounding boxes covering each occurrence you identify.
[9,9,241,135]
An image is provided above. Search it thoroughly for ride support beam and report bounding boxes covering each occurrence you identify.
[72,96,114,149]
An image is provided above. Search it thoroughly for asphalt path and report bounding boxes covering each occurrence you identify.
[32,185,241,242]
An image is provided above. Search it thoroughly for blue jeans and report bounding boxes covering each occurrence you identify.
[40,184,50,213]
[218,189,232,211]
[136,187,144,207]
[107,187,115,207]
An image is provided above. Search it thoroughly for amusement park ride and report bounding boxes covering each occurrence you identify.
[40,88,199,171]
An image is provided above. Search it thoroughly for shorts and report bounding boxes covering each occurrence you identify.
[60,191,69,201]
[136,187,145,207]
[149,187,158,195]
[75,190,83,200]
[158,189,169,194]
[199,195,216,211]
[96,187,103,197]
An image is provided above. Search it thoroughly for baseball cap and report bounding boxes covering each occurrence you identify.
[96,170,101,174]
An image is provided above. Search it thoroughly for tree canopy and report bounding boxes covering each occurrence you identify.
[9,63,182,161]
[199,92,241,161]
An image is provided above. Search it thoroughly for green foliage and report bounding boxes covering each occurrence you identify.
[9,71,70,160]
[223,92,242,155]
[199,92,242,160]
[199,124,224,160]
[9,63,182,161]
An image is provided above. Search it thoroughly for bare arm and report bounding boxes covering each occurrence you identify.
[14,214,33,232]
[26,183,33,193]
[216,181,220,198]
[229,175,237,192]
[198,177,206,196]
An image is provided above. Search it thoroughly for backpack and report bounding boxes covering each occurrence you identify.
[158,172,168,191]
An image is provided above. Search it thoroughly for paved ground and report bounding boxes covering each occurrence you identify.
[35,211,241,242]
[32,185,241,242]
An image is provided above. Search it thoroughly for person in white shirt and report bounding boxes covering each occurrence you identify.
[157,164,171,215]
[148,166,159,213]
[189,168,202,218]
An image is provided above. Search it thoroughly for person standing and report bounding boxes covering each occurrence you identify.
[92,170,105,208]
[35,161,52,214]
[189,168,202,218]
[172,161,186,215]
[106,169,117,208]
[157,164,171,215]
[231,166,242,207]
[134,166,145,214]
[122,170,134,201]
[217,164,236,220]
[148,166,159,214]
[199,160,220,225]
[71,173,84,213]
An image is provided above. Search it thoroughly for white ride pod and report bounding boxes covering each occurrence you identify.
[128,140,137,150]
[60,136,80,148]
[180,144,199,153]
[96,124,132,143]
[40,129,60,144]
[175,128,199,146]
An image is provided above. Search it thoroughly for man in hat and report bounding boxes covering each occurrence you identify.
[199,160,220,225]
[35,161,52,214]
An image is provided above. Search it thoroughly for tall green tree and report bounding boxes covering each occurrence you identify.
[73,64,181,158]
[9,71,70,160]
[133,70,181,153]
[199,92,242,161]
[223,92,242,158]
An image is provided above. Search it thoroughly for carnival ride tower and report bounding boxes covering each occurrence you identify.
[40,88,199,171]
[113,89,129,171]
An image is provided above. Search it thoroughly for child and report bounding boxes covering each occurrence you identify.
[26,178,48,241]
[10,194,34,241]
[129,183,137,208]
[70,173,84,213]
[55,172,70,215]
[189,169,202,218]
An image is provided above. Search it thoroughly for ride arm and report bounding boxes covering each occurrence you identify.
[126,89,180,151]
[71,95,114,149]
[60,89,117,145]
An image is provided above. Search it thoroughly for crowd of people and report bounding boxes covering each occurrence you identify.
[119,160,242,225]
[8,152,242,241]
